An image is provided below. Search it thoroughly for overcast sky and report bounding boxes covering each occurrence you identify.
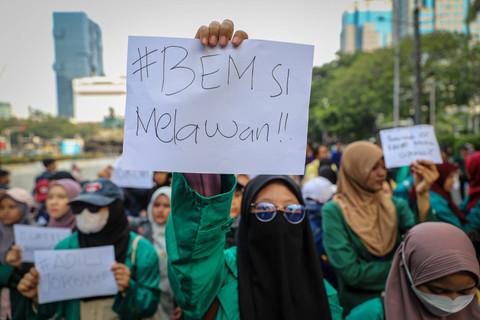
[0,0,355,117]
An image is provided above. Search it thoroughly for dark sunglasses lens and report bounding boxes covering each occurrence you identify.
[88,205,101,213]
[284,204,305,224]
[71,206,83,214]
[254,202,276,222]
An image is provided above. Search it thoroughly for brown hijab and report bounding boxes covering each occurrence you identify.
[384,222,480,319]
[333,141,397,256]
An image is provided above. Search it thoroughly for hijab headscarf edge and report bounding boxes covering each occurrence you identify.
[333,141,397,257]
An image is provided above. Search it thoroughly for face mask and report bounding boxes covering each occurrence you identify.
[410,284,475,316]
[402,244,475,316]
[75,209,109,234]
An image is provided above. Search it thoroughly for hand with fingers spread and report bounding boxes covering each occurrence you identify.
[195,19,248,47]
[6,245,23,269]
[111,262,131,293]
[17,267,39,303]
[412,159,439,194]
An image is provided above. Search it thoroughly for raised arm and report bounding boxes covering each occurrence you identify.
[166,173,236,318]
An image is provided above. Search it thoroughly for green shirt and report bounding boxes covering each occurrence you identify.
[166,173,343,320]
[430,192,480,233]
[322,197,435,315]
[0,263,32,320]
[29,231,160,320]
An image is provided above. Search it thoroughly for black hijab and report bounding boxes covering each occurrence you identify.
[237,175,332,320]
[77,199,130,263]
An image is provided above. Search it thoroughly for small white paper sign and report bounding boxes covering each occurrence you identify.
[35,245,117,304]
[122,36,314,175]
[14,225,71,263]
[380,125,443,168]
[111,155,153,188]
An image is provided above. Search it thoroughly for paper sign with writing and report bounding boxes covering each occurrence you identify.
[35,245,117,304]
[14,225,71,262]
[122,37,314,174]
[111,155,153,188]
[380,125,443,168]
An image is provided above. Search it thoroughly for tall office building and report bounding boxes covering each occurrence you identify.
[53,12,104,118]
[341,0,393,53]
[342,0,480,54]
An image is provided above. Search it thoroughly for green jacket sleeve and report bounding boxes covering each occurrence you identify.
[0,264,15,286]
[324,280,343,320]
[166,173,236,319]
[346,298,384,320]
[322,202,391,291]
[113,236,160,319]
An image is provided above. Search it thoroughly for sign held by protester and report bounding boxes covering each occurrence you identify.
[35,245,117,303]
[111,155,153,188]
[380,125,443,168]
[14,225,71,262]
[122,36,314,174]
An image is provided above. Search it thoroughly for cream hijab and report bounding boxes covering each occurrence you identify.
[333,141,397,256]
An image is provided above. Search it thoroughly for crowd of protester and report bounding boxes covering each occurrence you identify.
[1,20,480,320]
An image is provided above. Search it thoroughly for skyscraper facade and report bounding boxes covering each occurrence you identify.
[341,0,393,53]
[342,0,480,54]
[53,12,104,118]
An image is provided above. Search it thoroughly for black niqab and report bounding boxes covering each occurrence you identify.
[237,175,332,320]
[77,199,130,263]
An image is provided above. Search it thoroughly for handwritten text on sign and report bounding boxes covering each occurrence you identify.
[14,225,71,263]
[380,125,443,168]
[35,246,117,304]
[122,37,314,174]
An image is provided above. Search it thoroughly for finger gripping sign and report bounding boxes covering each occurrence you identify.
[379,125,443,169]
[122,36,314,175]
[35,245,117,304]
[14,225,71,263]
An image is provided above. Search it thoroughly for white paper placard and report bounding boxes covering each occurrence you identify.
[14,225,71,262]
[380,125,443,168]
[35,245,117,304]
[122,36,314,175]
[111,155,153,188]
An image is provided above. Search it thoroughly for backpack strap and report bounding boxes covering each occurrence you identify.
[131,235,143,270]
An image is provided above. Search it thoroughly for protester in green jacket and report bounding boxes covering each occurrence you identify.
[17,178,160,319]
[0,188,35,320]
[322,141,438,315]
[167,172,343,320]
[346,222,480,319]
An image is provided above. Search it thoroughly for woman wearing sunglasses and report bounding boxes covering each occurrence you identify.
[165,20,342,320]
[322,141,439,316]
[17,178,160,319]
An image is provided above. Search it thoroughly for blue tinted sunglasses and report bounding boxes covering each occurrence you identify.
[250,202,306,224]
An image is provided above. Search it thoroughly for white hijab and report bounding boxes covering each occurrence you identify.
[147,186,174,314]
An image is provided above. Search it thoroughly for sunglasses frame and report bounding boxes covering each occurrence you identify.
[250,202,306,224]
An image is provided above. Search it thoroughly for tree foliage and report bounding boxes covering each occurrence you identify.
[309,31,480,142]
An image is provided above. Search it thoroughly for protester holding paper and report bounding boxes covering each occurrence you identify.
[165,20,343,320]
[322,141,438,315]
[0,188,35,320]
[18,178,160,319]
[45,179,81,231]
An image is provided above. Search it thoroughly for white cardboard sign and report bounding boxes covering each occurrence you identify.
[14,225,71,262]
[35,245,117,304]
[122,37,314,175]
[111,155,153,188]
[380,125,443,168]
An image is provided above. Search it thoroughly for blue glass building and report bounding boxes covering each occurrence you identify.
[53,12,104,118]
[341,1,393,53]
